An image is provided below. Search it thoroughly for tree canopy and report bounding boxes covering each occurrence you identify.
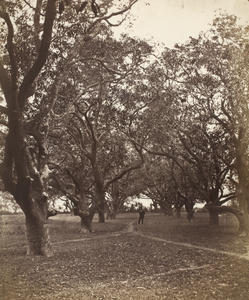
[0,0,249,258]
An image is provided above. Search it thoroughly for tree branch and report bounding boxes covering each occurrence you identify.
[50,174,79,206]
[0,10,18,91]
[104,160,143,191]
[0,60,12,103]
[18,0,57,111]
[88,0,138,32]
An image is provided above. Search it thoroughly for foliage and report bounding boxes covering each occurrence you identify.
[0,0,140,254]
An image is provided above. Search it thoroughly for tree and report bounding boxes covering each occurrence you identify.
[48,31,151,230]
[138,157,175,216]
[0,0,138,256]
[105,173,137,219]
[134,14,249,231]
[171,14,249,232]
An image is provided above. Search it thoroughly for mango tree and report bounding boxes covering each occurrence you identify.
[48,32,151,230]
[172,14,249,232]
[0,0,138,256]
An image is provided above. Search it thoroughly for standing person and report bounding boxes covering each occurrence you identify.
[138,208,146,224]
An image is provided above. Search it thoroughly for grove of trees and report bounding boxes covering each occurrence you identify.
[0,0,248,257]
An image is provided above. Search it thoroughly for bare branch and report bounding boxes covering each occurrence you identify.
[50,174,79,206]
[88,0,138,32]
[104,160,143,191]
[23,0,45,17]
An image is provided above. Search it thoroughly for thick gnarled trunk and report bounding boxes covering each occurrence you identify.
[0,0,57,257]
[76,193,96,233]
[26,217,52,256]
[80,215,93,233]
[206,203,247,233]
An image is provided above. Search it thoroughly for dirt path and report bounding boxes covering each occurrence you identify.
[129,220,249,261]
[135,230,249,261]
[1,215,248,262]
[53,219,249,261]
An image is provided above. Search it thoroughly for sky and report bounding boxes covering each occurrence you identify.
[113,0,249,48]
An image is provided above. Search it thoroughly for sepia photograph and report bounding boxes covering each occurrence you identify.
[0,0,249,299]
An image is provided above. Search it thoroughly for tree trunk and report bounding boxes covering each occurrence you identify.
[175,202,183,218]
[236,140,249,235]
[80,215,93,233]
[161,200,173,216]
[206,203,247,232]
[206,189,220,227]
[26,216,52,257]
[237,180,249,235]
[111,211,117,219]
[209,210,219,227]
[77,194,96,233]
[98,207,105,223]
[175,208,181,219]
[96,192,106,223]
[92,164,106,223]
[106,205,117,219]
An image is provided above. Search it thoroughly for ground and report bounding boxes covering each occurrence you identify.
[0,211,249,300]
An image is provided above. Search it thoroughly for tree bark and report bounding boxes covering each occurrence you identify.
[26,215,52,257]
[0,0,57,257]
[98,200,105,223]
[235,130,249,235]
[26,222,52,256]
[79,214,94,233]
[236,169,249,235]
[77,193,96,233]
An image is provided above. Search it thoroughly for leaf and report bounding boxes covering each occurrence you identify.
[59,1,64,15]
[78,1,88,13]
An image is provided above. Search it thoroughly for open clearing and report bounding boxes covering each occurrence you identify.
[1,212,249,300]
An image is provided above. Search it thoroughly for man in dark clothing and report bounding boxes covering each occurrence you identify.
[138,210,146,224]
